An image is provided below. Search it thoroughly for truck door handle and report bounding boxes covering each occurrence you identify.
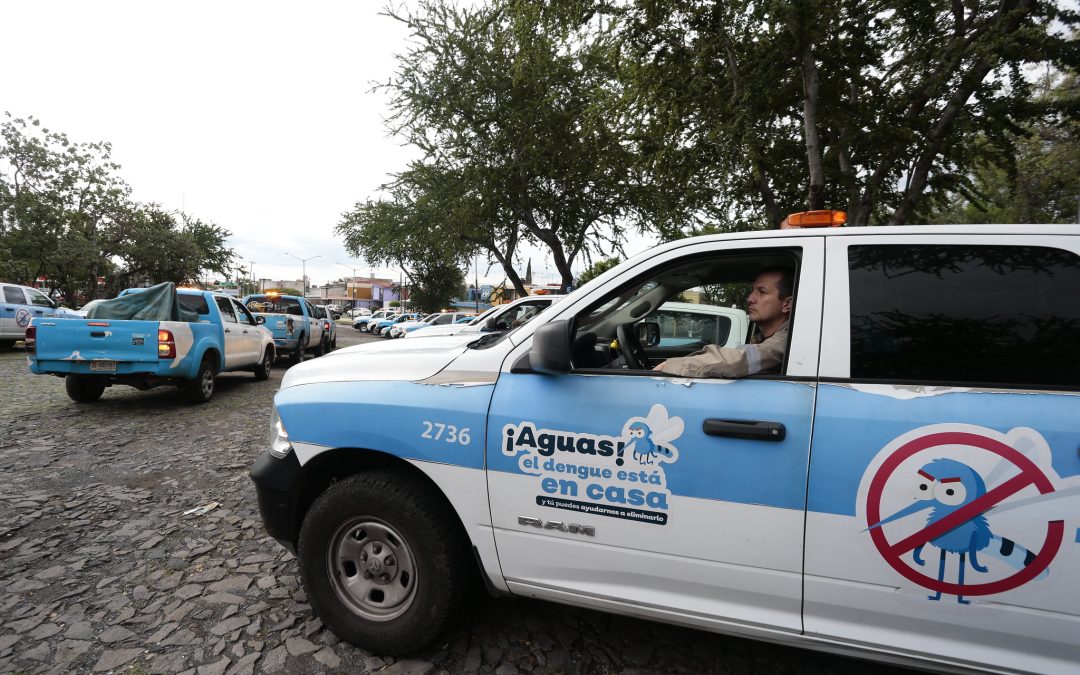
[225,328,231,333]
[703,419,786,441]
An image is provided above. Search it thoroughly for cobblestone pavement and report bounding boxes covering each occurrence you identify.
[0,327,904,675]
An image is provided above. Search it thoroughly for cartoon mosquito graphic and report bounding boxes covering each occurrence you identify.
[867,458,1051,604]
[622,404,684,466]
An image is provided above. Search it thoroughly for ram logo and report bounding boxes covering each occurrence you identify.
[518,516,595,536]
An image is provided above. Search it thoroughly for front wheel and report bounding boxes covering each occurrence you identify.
[0,338,15,349]
[298,471,470,655]
[312,336,325,357]
[65,374,106,403]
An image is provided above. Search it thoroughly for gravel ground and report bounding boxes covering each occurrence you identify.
[0,327,903,674]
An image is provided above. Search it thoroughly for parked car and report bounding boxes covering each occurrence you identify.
[388,312,475,338]
[251,215,1080,672]
[312,305,337,351]
[28,283,274,403]
[405,295,564,339]
[346,308,371,319]
[373,313,420,337]
[316,304,341,320]
[242,293,327,365]
[353,309,393,332]
[1,282,80,347]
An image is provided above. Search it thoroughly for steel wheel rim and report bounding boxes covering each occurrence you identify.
[200,369,214,398]
[327,516,418,622]
[263,353,272,377]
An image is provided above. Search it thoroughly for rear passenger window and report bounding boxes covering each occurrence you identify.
[848,244,1080,388]
[179,295,210,315]
[4,287,26,304]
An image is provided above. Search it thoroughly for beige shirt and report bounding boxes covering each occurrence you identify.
[655,321,789,379]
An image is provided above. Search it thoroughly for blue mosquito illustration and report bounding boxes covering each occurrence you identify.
[867,458,1047,604]
[622,405,684,466]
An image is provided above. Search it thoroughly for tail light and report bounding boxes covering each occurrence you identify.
[323,320,331,331]
[158,329,176,359]
[25,326,36,354]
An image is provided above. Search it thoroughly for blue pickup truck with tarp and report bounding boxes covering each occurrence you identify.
[28,283,275,404]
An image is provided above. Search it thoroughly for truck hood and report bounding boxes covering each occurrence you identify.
[280,333,479,389]
[404,323,472,338]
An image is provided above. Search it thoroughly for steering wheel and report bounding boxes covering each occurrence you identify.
[616,323,650,370]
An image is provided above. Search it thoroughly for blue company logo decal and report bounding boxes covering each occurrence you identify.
[502,404,684,525]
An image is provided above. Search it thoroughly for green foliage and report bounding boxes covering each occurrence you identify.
[576,257,621,286]
[620,0,1080,231]
[377,0,634,292]
[389,300,401,307]
[927,73,1080,224]
[0,113,235,303]
[337,175,469,314]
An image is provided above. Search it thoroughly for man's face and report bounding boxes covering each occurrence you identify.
[746,272,791,325]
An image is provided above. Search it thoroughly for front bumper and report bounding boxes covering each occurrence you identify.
[249,448,302,553]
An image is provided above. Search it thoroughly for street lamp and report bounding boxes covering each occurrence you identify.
[337,261,360,306]
[285,253,320,295]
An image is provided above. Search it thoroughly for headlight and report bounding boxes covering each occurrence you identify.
[268,408,293,458]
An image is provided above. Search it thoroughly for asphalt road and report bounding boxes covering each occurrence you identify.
[0,325,904,674]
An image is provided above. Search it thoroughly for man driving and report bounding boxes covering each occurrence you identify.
[652,267,793,378]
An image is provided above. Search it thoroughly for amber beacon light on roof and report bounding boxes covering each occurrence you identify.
[779,210,847,229]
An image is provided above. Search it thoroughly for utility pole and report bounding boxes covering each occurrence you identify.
[474,254,479,313]
[285,253,320,296]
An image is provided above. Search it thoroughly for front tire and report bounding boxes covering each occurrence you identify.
[0,338,15,349]
[298,471,470,655]
[183,357,216,403]
[312,336,325,357]
[253,348,273,381]
[65,375,106,403]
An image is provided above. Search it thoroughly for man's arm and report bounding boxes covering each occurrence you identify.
[653,327,788,378]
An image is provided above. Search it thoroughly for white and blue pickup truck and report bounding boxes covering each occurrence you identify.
[28,286,275,403]
[250,219,1080,673]
[242,294,327,365]
[1,282,80,347]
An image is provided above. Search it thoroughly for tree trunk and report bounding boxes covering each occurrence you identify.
[801,43,825,210]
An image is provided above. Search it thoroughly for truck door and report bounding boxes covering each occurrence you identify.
[804,235,1080,672]
[485,238,824,634]
[1,285,28,340]
[213,297,245,369]
[231,299,262,363]
[304,301,322,348]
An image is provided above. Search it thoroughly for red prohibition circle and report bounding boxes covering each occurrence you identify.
[865,431,1064,597]
[16,309,31,327]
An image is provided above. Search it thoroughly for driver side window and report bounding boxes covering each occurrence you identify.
[569,249,799,377]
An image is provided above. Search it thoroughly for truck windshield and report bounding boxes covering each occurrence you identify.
[245,295,303,315]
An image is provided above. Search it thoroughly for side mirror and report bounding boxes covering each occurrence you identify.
[256,316,266,325]
[530,320,572,374]
[637,321,660,347]
[484,317,497,332]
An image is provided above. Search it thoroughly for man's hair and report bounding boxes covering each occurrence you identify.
[758,266,795,299]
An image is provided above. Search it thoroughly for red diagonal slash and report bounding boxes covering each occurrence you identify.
[866,430,1063,597]
[886,471,1035,557]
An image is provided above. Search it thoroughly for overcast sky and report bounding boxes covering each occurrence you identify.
[2,0,617,289]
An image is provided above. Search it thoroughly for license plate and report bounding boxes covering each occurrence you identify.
[90,360,117,372]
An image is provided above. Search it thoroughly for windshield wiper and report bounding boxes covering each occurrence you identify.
[467,332,506,349]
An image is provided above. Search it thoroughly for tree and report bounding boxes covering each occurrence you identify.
[337,179,470,314]
[928,72,1080,223]
[380,0,634,293]
[620,0,1080,232]
[576,256,621,286]
[0,113,235,302]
